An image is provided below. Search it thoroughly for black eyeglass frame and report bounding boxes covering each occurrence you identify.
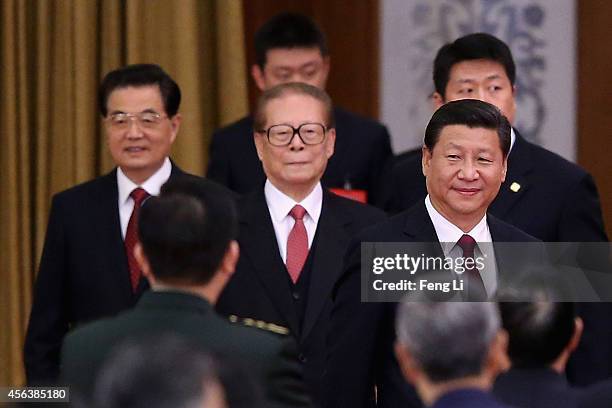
[256,122,329,147]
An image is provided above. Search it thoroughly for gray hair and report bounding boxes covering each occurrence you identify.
[395,301,500,382]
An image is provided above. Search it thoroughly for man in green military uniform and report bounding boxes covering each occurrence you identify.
[60,177,311,408]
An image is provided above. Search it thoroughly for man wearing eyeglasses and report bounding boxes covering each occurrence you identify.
[24,64,216,385]
[215,82,385,406]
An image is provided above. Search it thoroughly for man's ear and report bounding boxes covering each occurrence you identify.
[394,342,421,384]
[168,113,181,144]
[568,317,584,354]
[219,240,240,278]
[486,329,510,374]
[254,132,265,161]
[432,92,445,110]
[422,146,432,177]
[325,128,336,159]
[134,243,155,285]
[251,64,266,92]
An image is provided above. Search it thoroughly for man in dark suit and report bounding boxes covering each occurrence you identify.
[382,32,610,386]
[494,299,612,408]
[215,82,385,405]
[326,99,541,408]
[24,64,213,384]
[207,12,392,205]
[61,177,311,408]
[395,301,510,408]
[383,32,607,241]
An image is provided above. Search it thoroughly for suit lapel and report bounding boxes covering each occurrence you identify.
[490,132,533,218]
[238,191,300,336]
[301,192,352,341]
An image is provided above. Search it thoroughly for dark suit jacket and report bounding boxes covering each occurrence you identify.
[326,201,540,408]
[494,368,584,408]
[381,134,612,385]
[61,291,311,408]
[432,389,509,408]
[206,107,393,204]
[216,188,385,405]
[23,165,210,384]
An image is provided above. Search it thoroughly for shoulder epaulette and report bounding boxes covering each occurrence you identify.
[228,314,290,335]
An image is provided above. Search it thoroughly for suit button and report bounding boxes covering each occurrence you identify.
[292,292,300,300]
[298,353,307,363]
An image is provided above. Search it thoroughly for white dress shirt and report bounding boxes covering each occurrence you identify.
[117,157,172,238]
[425,195,498,296]
[264,180,323,264]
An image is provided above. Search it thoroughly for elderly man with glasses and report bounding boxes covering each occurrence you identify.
[215,82,385,406]
[24,64,225,385]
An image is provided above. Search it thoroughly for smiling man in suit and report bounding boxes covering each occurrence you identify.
[383,32,610,387]
[326,99,540,408]
[215,82,385,405]
[24,64,215,384]
[207,12,392,205]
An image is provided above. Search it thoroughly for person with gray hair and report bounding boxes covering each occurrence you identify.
[394,301,509,408]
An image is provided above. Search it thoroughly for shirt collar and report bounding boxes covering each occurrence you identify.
[425,195,490,254]
[264,180,323,224]
[509,127,516,154]
[117,157,172,204]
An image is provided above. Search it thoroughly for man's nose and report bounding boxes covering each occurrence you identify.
[126,118,144,138]
[288,129,305,151]
[458,160,478,180]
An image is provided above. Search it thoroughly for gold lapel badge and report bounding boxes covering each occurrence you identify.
[510,182,521,193]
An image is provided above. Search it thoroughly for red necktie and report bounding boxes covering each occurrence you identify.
[457,234,487,300]
[286,205,308,284]
[125,187,149,293]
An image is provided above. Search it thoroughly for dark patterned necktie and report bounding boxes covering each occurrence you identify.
[457,234,487,301]
[125,187,149,293]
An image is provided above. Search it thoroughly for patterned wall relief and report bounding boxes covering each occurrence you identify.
[406,0,547,144]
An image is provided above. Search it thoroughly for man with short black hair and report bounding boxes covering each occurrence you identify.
[383,32,610,386]
[24,64,224,385]
[61,177,311,407]
[395,302,509,408]
[494,299,612,408]
[327,99,540,408]
[207,12,392,204]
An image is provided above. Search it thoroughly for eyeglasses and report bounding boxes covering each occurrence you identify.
[106,112,167,130]
[257,123,328,146]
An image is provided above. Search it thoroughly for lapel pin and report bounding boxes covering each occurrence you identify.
[510,182,521,193]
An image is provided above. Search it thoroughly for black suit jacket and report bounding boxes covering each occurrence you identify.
[494,368,582,408]
[216,188,385,405]
[206,108,393,204]
[432,389,510,408]
[24,165,209,383]
[494,367,612,408]
[61,291,311,408]
[326,201,540,408]
[381,134,612,385]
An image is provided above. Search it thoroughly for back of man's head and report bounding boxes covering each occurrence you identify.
[137,177,237,285]
[396,301,501,383]
[93,335,225,408]
[433,33,516,96]
[254,12,328,68]
[500,300,576,368]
